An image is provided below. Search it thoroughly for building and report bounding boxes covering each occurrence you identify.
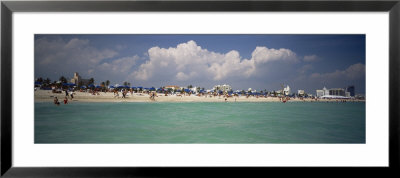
[329,88,345,96]
[298,90,305,96]
[70,72,81,84]
[189,86,199,93]
[316,86,349,98]
[283,85,291,96]
[70,72,90,86]
[346,85,355,97]
[213,84,232,92]
[316,86,330,98]
[316,90,324,97]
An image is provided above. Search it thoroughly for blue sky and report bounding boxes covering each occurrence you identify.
[35,34,365,94]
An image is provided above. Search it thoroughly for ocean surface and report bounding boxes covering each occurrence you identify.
[35,102,365,143]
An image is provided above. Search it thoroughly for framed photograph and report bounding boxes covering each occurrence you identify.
[2,0,399,177]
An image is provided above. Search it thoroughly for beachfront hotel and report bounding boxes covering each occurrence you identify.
[283,85,291,96]
[316,86,354,98]
[70,72,90,86]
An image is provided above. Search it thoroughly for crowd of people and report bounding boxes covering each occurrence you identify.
[53,90,74,106]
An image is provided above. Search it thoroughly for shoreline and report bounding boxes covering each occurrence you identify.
[34,90,365,103]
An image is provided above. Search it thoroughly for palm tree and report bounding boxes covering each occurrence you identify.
[105,80,110,87]
[188,84,193,89]
[59,76,67,83]
[36,77,43,83]
[44,78,51,84]
[123,81,128,86]
[78,81,83,88]
[89,78,94,85]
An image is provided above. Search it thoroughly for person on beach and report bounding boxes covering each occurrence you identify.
[70,93,74,100]
[64,97,68,104]
[149,92,153,100]
[54,97,60,106]
[65,90,69,98]
[122,90,126,98]
[114,90,119,98]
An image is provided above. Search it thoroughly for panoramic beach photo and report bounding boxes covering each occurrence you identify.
[34,34,366,143]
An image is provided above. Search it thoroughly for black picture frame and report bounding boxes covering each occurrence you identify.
[1,0,399,177]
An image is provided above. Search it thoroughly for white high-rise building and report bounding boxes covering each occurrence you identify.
[283,85,291,96]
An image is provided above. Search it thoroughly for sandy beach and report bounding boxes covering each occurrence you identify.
[34,89,365,103]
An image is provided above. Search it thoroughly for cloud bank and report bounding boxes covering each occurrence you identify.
[132,40,298,82]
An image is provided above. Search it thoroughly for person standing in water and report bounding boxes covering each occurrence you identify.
[54,97,60,106]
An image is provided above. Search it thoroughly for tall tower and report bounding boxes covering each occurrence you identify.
[347,85,355,97]
[71,72,81,85]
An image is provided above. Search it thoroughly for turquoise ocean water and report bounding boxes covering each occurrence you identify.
[35,102,365,143]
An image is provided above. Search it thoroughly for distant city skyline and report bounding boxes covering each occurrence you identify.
[35,34,366,94]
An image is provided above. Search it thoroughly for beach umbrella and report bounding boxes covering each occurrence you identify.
[150,87,156,91]
[88,84,95,88]
[117,86,124,89]
[34,81,42,85]
[96,85,102,88]
[80,86,87,89]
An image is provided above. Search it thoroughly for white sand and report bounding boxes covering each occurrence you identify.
[34,89,364,103]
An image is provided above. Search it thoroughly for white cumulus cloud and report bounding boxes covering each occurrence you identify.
[132,40,298,82]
